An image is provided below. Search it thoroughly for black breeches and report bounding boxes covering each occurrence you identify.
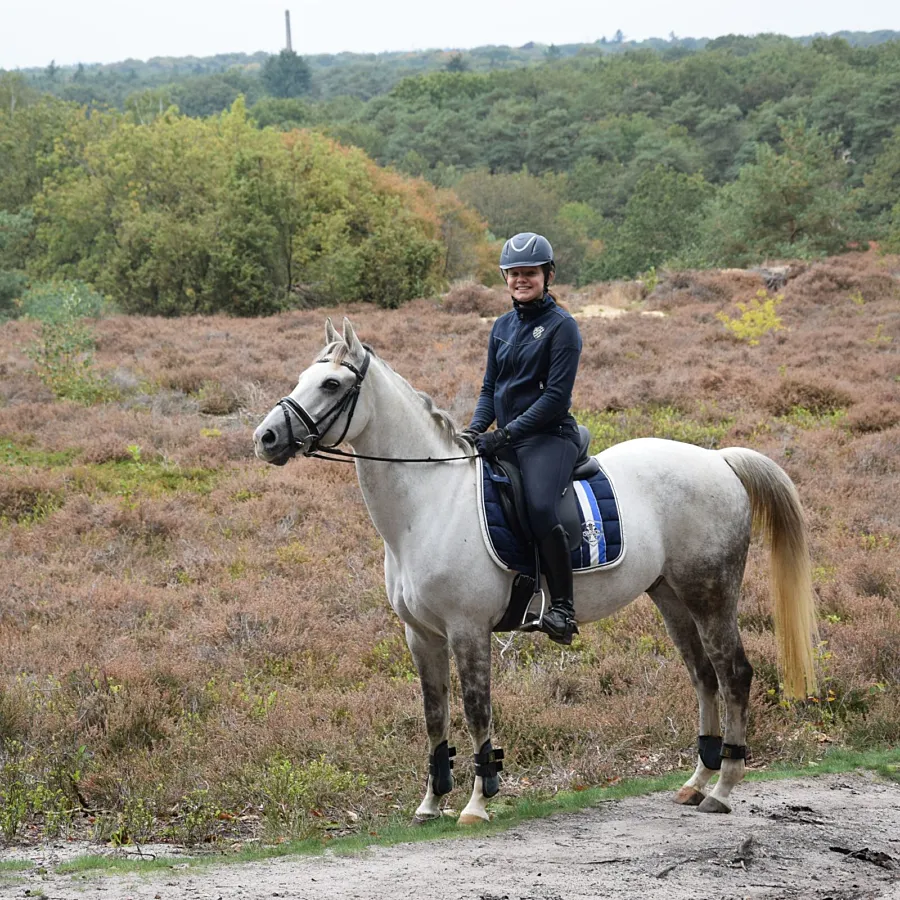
[512,432,580,542]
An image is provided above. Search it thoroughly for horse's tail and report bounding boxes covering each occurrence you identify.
[719,447,818,699]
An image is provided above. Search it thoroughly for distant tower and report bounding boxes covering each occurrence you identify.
[285,10,292,52]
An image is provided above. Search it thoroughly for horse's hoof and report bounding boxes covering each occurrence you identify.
[457,812,490,826]
[412,813,441,826]
[673,786,705,806]
[698,795,731,814]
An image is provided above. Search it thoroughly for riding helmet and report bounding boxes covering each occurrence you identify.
[499,233,554,271]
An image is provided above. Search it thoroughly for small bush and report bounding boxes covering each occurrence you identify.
[441,280,507,317]
[0,748,30,841]
[255,755,368,839]
[716,289,784,345]
[0,270,27,319]
[0,473,65,523]
[167,788,222,846]
[24,285,114,403]
[766,378,854,416]
[846,401,900,434]
[197,381,240,415]
[21,280,107,324]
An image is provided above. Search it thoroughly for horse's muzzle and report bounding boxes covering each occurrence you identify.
[253,427,295,466]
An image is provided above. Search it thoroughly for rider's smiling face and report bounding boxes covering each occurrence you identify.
[504,265,551,304]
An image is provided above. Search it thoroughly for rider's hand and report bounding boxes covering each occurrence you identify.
[460,428,480,445]
[475,427,511,458]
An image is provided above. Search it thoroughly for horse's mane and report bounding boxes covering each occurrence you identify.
[317,340,472,453]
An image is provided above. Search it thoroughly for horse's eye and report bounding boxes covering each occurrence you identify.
[322,378,341,391]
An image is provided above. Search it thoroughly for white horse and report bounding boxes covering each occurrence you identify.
[253,318,817,824]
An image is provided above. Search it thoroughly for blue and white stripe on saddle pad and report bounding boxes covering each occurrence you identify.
[476,457,625,576]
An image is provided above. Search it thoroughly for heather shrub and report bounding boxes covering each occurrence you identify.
[1,252,899,845]
[0,472,65,522]
[846,401,900,434]
[766,377,854,416]
[197,380,240,415]
[441,280,507,317]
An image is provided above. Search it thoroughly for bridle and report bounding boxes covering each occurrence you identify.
[277,352,371,460]
[276,350,474,464]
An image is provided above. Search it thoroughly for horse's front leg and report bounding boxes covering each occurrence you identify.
[450,629,501,825]
[406,624,452,823]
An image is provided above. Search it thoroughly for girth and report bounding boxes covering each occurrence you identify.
[491,424,599,552]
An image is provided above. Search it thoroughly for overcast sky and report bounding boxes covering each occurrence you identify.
[1,0,898,70]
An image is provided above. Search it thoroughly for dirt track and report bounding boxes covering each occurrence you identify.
[5,772,900,899]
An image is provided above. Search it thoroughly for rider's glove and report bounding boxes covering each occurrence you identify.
[460,428,480,445]
[475,427,511,458]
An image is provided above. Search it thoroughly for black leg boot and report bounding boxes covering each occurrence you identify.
[537,524,578,645]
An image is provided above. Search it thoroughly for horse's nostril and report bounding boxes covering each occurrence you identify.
[261,429,277,447]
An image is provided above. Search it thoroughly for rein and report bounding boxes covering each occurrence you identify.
[307,446,476,464]
[277,350,477,464]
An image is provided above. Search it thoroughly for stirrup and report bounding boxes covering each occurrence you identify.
[517,588,547,633]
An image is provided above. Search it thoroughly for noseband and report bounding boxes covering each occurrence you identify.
[278,351,371,458]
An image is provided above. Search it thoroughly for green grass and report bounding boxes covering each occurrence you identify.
[0,861,34,873]
[75,459,219,499]
[577,406,735,452]
[0,438,78,468]
[776,407,848,429]
[0,437,218,499]
[54,746,900,877]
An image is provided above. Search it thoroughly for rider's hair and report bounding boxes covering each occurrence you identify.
[542,262,556,297]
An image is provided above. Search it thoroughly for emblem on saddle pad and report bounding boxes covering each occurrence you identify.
[582,522,602,545]
[532,325,545,339]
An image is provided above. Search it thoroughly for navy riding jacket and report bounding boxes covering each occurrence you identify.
[469,295,582,441]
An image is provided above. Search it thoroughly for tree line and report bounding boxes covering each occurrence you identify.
[2,34,900,316]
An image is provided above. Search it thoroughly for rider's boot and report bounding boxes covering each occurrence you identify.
[537,524,579,645]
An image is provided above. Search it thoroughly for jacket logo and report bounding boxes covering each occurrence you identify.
[532,325,545,339]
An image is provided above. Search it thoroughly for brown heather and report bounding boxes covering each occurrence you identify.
[0,250,898,843]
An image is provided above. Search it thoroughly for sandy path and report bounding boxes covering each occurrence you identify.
[5,772,900,900]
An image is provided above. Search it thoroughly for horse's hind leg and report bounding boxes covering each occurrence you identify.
[669,574,754,814]
[406,624,452,823]
[694,619,753,814]
[649,580,721,806]
[450,629,498,825]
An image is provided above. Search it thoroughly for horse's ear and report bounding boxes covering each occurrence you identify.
[324,317,340,345]
[342,317,365,359]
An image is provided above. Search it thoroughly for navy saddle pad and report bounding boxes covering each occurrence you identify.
[481,458,623,576]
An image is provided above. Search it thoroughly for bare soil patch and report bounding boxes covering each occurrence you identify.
[8,773,900,900]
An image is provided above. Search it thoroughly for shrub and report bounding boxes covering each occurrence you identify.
[766,377,854,416]
[0,270,26,319]
[20,279,106,324]
[716,289,784,345]
[21,282,115,403]
[255,755,368,839]
[846,402,900,434]
[197,381,240,415]
[441,281,507,317]
[0,473,65,523]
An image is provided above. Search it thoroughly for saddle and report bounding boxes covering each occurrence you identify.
[491,425,600,553]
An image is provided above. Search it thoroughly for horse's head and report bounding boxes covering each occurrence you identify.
[253,318,373,465]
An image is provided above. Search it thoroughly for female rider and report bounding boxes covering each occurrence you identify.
[463,233,583,645]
